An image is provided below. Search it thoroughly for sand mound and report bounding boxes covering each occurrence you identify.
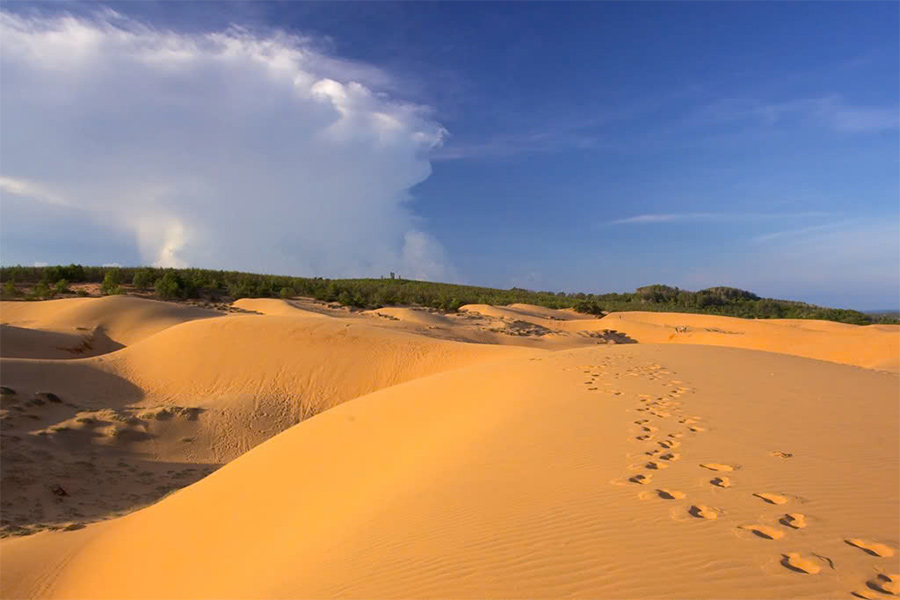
[596,312,900,371]
[3,344,896,599]
[366,307,452,327]
[231,298,328,317]
[0,314,541,538]
[0,324,121,359]
[0,296,219,352]
[104,315,534,410]
[506,303,592,321]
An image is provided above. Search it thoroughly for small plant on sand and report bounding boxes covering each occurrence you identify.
[100,269,122,295]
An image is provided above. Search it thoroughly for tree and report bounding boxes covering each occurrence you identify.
[3,280,17,298]
[154,273,182,300]
[133,268,154,290]
[279,287,295,299]
[100,269,122,295]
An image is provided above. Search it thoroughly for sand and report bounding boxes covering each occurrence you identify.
[0,298,897,598]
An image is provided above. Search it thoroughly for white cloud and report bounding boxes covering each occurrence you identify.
[607,212,833,225]
[691,95,899,134]
[0,176,70,207]
[0,9,452,279]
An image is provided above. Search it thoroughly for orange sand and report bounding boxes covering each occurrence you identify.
[0,298,897,599]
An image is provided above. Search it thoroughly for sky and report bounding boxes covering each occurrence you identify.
[1,2,898,310]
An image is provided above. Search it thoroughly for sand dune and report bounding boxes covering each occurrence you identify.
[231,297,328,317]
[1,297,898,598]
[455,304,900,370]
[367,306,453,327]
[2,344,896,599]
[0,309,539,537]
[0,296,219,358]
[598,311,900,371]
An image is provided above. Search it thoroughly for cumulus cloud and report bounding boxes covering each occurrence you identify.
[0,9,454,279]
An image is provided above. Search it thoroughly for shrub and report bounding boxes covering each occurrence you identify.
[75,289,89,297]
[32,282,50,299]
[55,279,70,294]
[100,269,122,295]
[132,268,154,290]
[3,280,17,298]
[279,287,294,299]
[154,273,182,300]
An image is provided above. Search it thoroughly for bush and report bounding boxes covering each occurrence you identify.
[3,280,17,298]
[279,287,294,299]
[75,289,89,297]
[55,279,69,294]
[132,268,154,290]
[32,282,50,300]
[100,269,122,295]
[154,272,182,300]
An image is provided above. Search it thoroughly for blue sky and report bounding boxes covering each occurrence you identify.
[1,2,898,309]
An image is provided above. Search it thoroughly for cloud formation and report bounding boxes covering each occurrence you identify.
[607,212,833,225]
[0,9,453,280]
[692,95,900,134]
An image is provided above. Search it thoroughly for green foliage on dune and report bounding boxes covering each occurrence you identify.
[0,264,896,325]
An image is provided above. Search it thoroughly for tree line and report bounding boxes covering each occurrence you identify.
[0,265,896,325]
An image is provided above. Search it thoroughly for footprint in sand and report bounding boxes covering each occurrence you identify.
[629,474,652,485]
[656,488,686,500]
[845,539,896,558]
[779,513,807,529]
[635,435,653,441]
[781,553,823,574]
[688,504,720,520]
[659,452,681,462]
[646,461,668,470]
[710,477,732,488]
[739,524,785,540]
[668,432,683,439]
[658,440,680,449]
[754,492,789,505]
[867,573,899,595]
[634,419,650,425]
[770,451,794,459]
[642,425,658,432]
[689,426,706,432]
[700,463,736,472]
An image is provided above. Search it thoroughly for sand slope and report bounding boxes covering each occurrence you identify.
[457,304,900,371]
[0,297,219,358]
[0,311,539,536]
[598,312,900,371]
[2,344,896,599]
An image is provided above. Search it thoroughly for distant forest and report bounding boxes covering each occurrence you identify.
[1,264,897,325]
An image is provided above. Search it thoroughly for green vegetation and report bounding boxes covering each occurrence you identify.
[0,264,896,325]
[100,268,122,296]
[132,268,154,290]
[54,279,70,294]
